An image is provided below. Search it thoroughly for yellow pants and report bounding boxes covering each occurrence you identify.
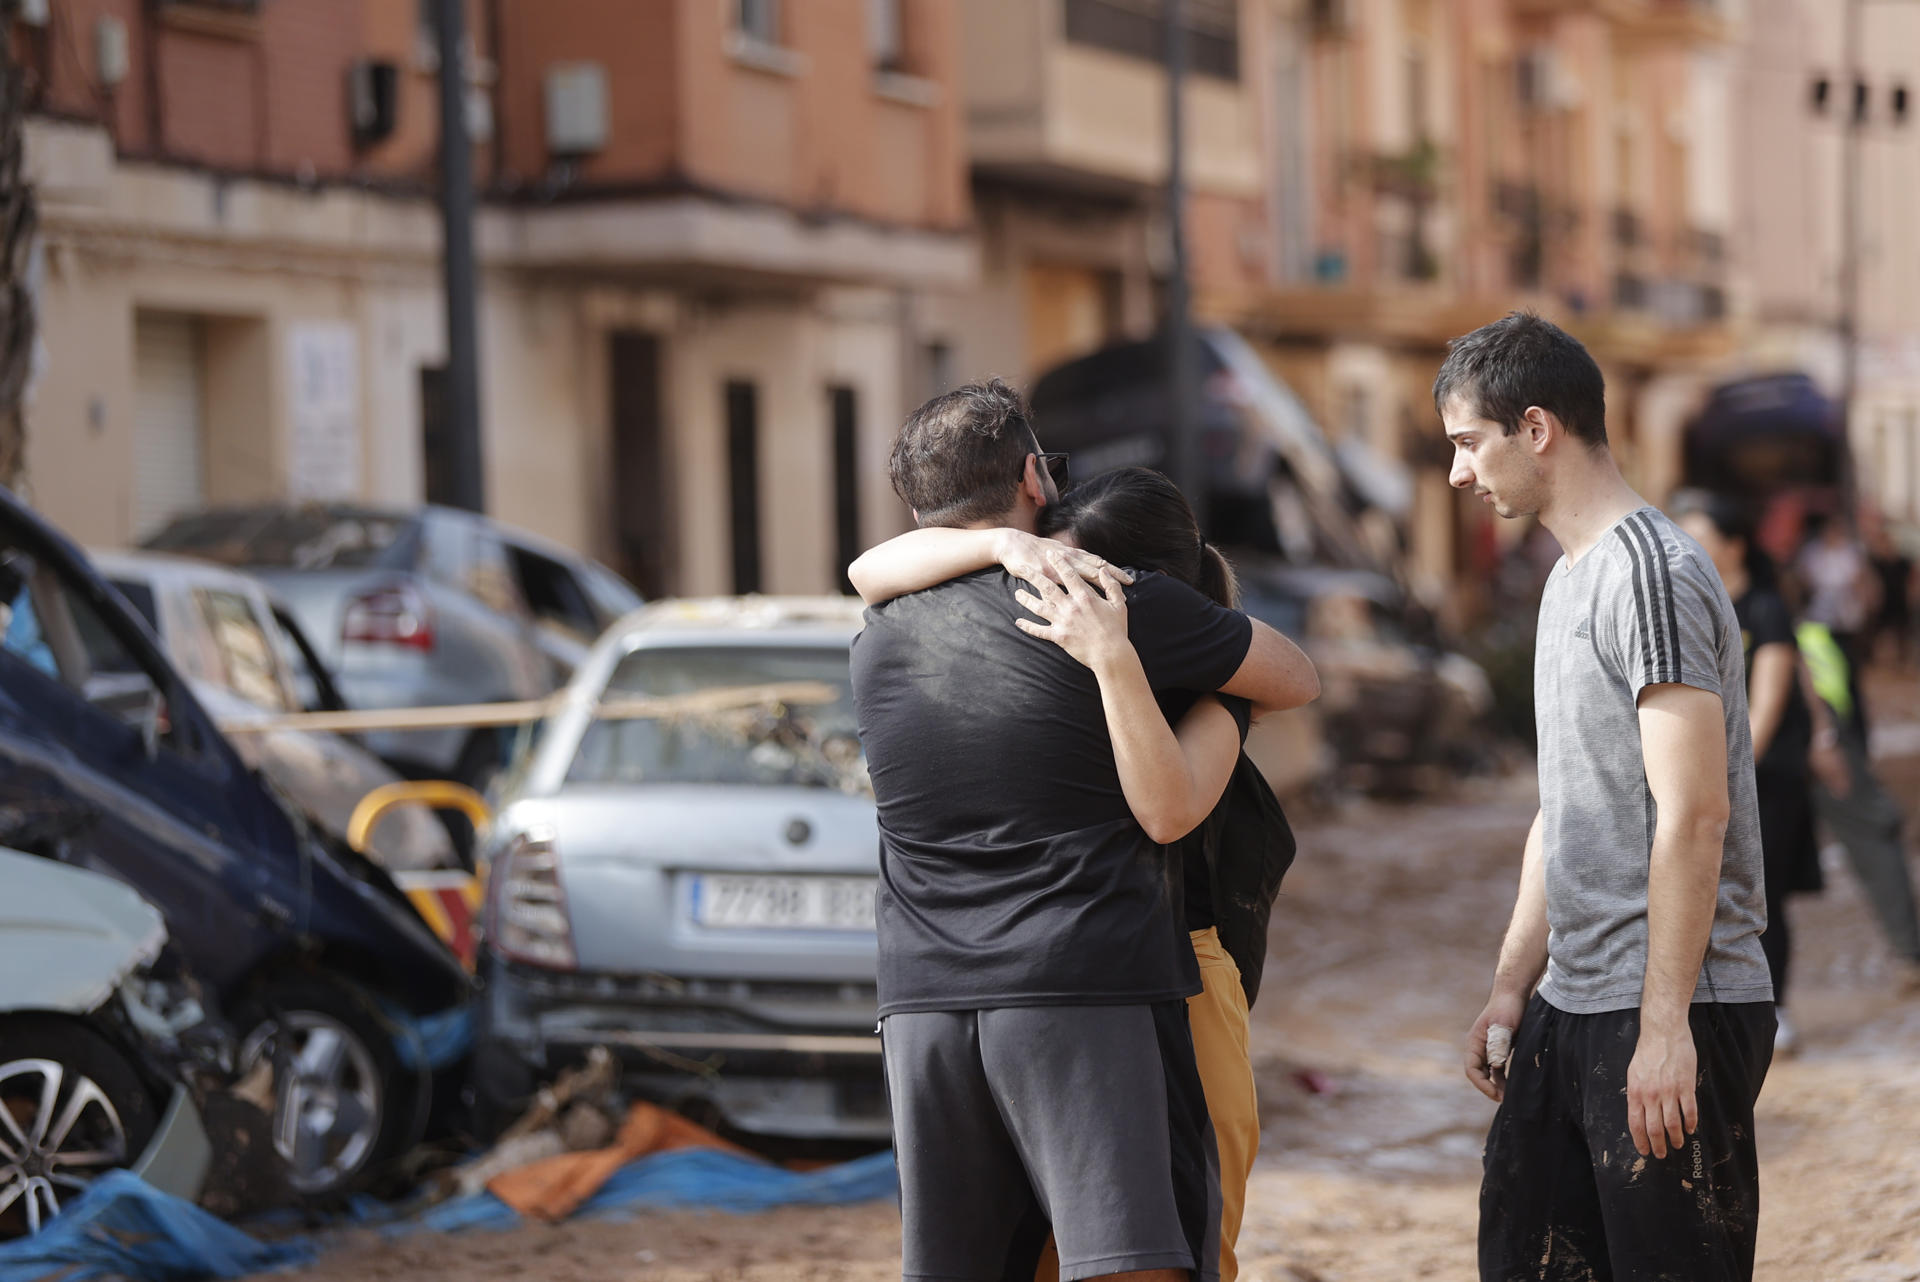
[1034,927,1258,1282]
[1187,926,1257,1282]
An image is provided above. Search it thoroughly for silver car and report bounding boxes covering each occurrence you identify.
[91,551,457,873]
[473,597,885,1142]
[1,849,214,1236]
[142,505,643,787]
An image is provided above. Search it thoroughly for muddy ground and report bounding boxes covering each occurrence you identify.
[265,678,1920,1282]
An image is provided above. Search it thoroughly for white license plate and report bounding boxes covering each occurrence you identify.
[690,874,877,931]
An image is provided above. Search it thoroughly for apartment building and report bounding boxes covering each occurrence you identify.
[15,0,971,597]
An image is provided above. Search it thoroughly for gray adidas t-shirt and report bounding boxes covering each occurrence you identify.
[1533,506,1773,1015]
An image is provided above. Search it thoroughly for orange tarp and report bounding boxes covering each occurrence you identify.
[487,1101,756,1222]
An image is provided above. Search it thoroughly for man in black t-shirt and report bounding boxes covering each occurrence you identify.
[852,380,1319,1282]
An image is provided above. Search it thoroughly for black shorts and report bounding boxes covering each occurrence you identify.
[1480,996,1776,1282]
[882,1001,1219,1282]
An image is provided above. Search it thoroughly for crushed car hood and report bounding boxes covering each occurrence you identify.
[0,847,167,1014]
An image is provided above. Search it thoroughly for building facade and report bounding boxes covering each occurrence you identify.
[16,0,971,598]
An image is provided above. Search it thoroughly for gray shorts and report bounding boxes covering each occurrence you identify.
[881,1001,1220,1282]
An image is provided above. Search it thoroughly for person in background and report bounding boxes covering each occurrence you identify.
[1794,617,1920,994]
[1672,491,1848,1053]
[1797,512,1877,714]
[1865,516,1915,671]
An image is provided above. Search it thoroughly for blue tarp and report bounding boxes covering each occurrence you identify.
[0,1170,314,1282]
[397,1148,900,1236]
[0,1151,899,1281]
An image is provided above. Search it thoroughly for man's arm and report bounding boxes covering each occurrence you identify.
[1217,618,1320,714]
[1465,809,1548,1102]
[1630,681,1732,1160]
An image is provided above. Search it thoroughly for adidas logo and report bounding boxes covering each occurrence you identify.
[1573,619,1592,639]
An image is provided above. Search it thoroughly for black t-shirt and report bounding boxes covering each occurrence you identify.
[1152,692,1254,932]
[1735,587,1811,776]
[852,568,1255,1016]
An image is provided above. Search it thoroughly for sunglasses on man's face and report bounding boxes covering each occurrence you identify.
[1032,452,1070,492]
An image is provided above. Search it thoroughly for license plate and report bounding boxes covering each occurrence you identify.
[690,874,877,931]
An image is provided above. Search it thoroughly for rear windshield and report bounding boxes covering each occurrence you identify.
[567,645,864,793]
[145,510,418,571]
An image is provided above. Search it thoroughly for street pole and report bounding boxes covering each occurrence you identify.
[1839,0,1862,466]
[437,0,485,513]
[1165,0,1206,535]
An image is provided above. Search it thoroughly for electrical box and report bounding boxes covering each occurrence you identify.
[95,16,129,88]
[545,63,609,157]
[347,59,401,149]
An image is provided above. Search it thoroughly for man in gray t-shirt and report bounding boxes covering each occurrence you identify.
[1439,313,1776,1282]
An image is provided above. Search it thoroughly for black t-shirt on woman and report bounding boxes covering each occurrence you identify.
[1734,586,1811,776]
[852,568,1254,1017]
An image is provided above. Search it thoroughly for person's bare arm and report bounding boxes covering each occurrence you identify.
[1013,568,1240,843]
[1629,682,1732,1160]
[1217,618,1320,715]
[1466,809,1548,1102]
[1746,641,1795,760]
[1799,658,1851,798]
[847,528,1120,606]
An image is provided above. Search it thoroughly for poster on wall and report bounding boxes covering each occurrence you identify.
[287,322,362,500]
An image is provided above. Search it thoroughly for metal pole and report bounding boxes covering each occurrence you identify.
[437,0,485,513]
[1839,0,1862,471]
[1166,0,1205,534]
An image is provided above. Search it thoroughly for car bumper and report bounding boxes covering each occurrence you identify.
[476,958,888,1142]
[129,1084,213,1202]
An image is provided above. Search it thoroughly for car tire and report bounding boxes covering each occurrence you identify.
[0,1014,161,1238]
[233,977,408,1201]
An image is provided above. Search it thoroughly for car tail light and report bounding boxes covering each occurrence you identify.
[491,828,576,970]
[342,581,436,651]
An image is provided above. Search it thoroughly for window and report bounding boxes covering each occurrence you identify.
[568,645,859,791]
[924,341,954,399]
[506,543,600,643]
[0,547,177,748]
[726,381,763,595]
[737,0,780,44]
[868,0,905,72]
[831,386,861,593]
[196,590,292,712]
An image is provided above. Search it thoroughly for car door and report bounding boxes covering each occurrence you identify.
[0,536,284,993]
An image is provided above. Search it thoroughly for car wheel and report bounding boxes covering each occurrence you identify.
[0,1015,160,1238]
[234,978,405,1199]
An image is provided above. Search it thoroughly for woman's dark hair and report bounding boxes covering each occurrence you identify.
[1670,488,1776,591]
[1040,467,1239,607]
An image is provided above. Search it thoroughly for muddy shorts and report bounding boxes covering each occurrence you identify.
[882,1001,1219,1282]
[1479,995,1776,1282]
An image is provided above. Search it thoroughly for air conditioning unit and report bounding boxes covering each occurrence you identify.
[347,59,400,149]
[545,63,609,157]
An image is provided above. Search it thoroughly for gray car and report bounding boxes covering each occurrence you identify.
[473,597,886,1142]
[1,850,214,1236]
[142,505,644,787]
[90,551,459,873]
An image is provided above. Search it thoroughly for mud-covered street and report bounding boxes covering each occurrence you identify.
[265,689,1920,1282]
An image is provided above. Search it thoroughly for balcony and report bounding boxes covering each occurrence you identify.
[962,0,1261,196]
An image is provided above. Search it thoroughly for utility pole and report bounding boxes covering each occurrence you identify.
[436,0,485,513]
[1838,0,1863,441]
[0,0,38,489]
[1165,0,1206,534]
